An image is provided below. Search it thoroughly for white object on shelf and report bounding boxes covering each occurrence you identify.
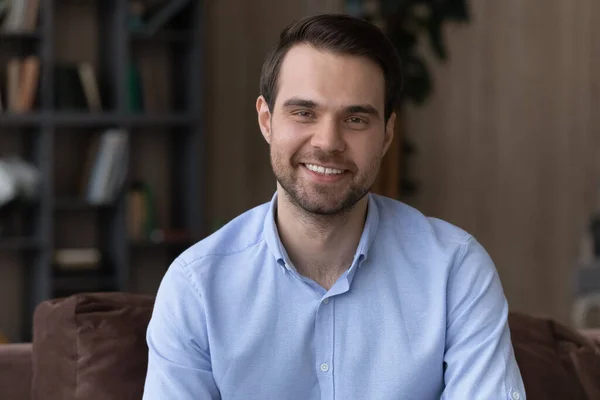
[0,160,17,207]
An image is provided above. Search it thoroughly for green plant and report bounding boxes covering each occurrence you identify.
[351,0,471,105]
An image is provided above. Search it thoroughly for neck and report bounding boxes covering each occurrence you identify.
[275,189,368,289]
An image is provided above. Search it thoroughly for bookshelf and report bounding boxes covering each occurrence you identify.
[0,0,205,341]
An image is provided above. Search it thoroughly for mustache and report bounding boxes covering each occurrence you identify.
[292,149,356,170]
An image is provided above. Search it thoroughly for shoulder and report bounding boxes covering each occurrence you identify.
[370,194,494,280]
[371,193,472,246]
[372,195,499,297]
[174,200,271,271]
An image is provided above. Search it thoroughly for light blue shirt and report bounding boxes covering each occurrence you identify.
[143,192,526,400]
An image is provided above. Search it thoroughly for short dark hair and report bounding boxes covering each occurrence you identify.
[259,13,403,122]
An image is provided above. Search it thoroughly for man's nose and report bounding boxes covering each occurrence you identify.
[309,119,345,153]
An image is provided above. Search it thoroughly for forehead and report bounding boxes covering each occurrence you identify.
[275,44,385,111]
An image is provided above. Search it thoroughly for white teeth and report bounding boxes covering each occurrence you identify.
[305,164,344,175]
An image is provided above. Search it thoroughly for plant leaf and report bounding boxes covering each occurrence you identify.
[442,0,470,21]
[401,55,432,104]
[426,10,447,60]
[389,26,418,52]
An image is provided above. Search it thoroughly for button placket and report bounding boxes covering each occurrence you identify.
[314,296,334,399]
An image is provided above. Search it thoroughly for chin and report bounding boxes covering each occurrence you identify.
[275,166,370,215]
[298,200,348,216]
[292,189,366,216]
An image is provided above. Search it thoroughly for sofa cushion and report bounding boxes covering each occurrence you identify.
[31,292,154,400]
[0,343,33,400]
[509,312,600,400]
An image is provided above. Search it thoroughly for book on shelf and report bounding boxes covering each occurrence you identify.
[126,180,156,241]
[1,0,39,33]
[121,57,172,114]
[126,180,190,245]
[82,129,129,205]
[77,63,103,112]
[53,247,101,271]
[127,62,143,113]
[2,56,40,113]
[17,56,40,111]
[133,51,171,113]
[54,63,103,112]
[7,58,20,110]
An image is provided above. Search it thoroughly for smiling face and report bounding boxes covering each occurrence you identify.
[257,44,395,216]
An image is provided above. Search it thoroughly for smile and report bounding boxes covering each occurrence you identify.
[304,163,345,175]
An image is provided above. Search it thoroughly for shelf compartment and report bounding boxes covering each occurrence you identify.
[54,197,115,211]
[0,112,195,127]
[0,31,42,41]
[0,236,41,250]
[130,30,192,43]
[0,113,45,126]
[52,112,195,126]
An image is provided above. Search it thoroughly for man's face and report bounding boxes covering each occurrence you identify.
[257,44,395,216]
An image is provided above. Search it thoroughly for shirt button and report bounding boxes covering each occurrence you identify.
[511,390,520,400]
[322,298,329,304]
[320,363,329,372]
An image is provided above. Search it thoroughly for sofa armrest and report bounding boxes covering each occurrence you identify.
[0,343,33,400]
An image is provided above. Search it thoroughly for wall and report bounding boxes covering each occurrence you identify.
[405,0,600,324]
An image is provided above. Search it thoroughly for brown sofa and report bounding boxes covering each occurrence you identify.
[1,292,600,400]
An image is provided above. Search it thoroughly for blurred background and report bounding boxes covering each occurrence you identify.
[0,0,598,343]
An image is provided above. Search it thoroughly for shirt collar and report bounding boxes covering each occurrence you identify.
[262,192,294,270]
[262,191,380,271]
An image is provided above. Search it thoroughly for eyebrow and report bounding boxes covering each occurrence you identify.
[282,97,380,118]
[282,98,318,109]
[345,104,380,118]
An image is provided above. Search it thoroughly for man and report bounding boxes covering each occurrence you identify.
[143,14,526,400]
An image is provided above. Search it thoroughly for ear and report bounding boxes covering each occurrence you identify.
[382,111,396,156]
[256,95,272,144]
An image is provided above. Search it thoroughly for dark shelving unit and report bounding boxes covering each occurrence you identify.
[53,197,113,211]
[0,0,205,342]
[0,112,195,127]
[131,29,193,43]
[1,32,42,45]
[0,237,41,250]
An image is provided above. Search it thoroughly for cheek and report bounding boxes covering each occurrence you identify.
[280,118,310,138]
[349,135,385,163]
[271,121,309,152]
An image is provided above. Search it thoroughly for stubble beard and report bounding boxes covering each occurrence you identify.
[270,142,381,218]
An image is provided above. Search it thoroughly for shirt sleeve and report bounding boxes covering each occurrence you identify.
[441,237,526,400]
[142,258,220,400]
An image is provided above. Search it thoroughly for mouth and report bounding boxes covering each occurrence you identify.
[303,163,346,176]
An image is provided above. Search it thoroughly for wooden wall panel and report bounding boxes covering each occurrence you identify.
[405,0,600,324]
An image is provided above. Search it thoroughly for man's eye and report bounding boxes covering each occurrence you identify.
[347,116,366,124]
[294,111,313,118]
